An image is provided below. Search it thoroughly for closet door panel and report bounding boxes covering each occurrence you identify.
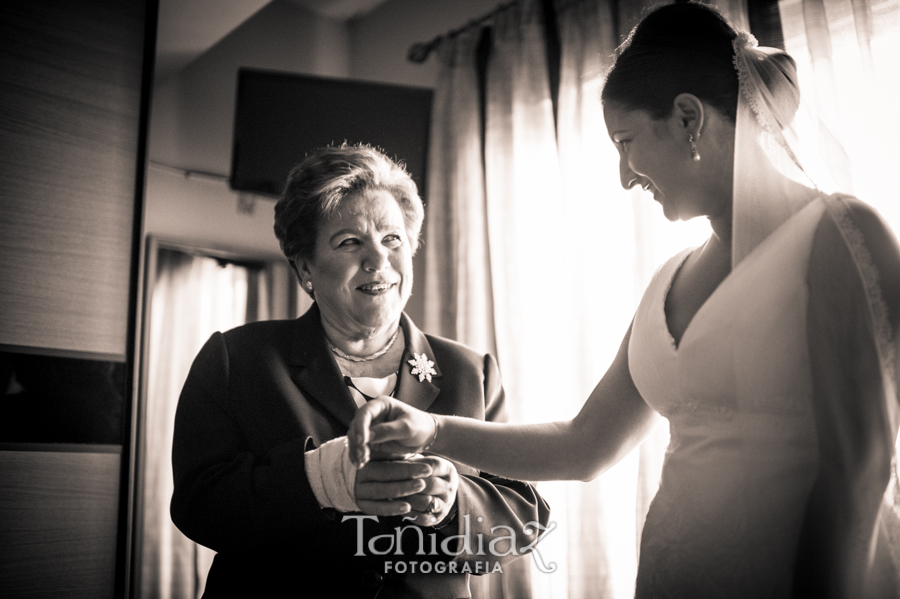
[0,0,146,358]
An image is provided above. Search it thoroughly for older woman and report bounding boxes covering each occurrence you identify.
[351,4,900,598]
[170,145,550,598]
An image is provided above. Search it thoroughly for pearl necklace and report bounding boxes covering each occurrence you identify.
[330,329,400,362]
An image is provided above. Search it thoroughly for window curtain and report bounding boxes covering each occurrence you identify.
[424,0,900,597]
[424,26,496,356]
[423,1,711,597]
[138,247,304,598]
[777,0,900,578]
[777,0,900,235]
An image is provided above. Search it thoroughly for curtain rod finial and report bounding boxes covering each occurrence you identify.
[407,40,438,63]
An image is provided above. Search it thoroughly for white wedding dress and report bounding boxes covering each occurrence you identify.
[628,198,828,597]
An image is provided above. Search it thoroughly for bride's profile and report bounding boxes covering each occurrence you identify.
[350,2,900,596]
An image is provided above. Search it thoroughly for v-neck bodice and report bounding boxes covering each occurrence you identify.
[627,198,827,597]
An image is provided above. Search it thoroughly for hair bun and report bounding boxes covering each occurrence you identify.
[750,47,801,129]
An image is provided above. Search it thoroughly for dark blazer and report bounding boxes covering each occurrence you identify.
[171,303,550,599]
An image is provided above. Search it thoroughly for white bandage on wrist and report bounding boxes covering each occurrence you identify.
[304,436,360,512]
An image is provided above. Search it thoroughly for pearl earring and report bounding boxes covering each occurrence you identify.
[689,134,701,162]
[305,281,313,291]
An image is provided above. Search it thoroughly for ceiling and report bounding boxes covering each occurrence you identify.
[154,0,390,82]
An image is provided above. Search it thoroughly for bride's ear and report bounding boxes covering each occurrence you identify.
[672,93,705,137]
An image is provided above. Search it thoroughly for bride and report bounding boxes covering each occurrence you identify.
[348,3,900,596]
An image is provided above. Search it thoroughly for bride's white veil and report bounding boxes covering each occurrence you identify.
[730,30,852,265]
[732,24,900,594]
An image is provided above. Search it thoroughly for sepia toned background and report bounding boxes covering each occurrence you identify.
[2,0,898,597]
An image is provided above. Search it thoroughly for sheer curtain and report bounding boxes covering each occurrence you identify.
[423,0,900,597]
[423,1,709,597]
[424,26,496,356]
[140,249,249,598]
[777,0,900,578]
[138,245,303,599]
[482,6,571,594]
[551,3,653,597]
[778,0,900,234]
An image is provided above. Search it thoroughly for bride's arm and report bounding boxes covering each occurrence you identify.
[350,325,660,482]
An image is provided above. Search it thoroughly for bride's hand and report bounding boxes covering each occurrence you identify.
[349,397,437,467]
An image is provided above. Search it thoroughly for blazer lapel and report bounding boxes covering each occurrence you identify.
[287,307,443,425]
[395,313,441,412]
[288,304,358,429]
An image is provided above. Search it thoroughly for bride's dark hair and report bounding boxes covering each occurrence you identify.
[601,2,740,121]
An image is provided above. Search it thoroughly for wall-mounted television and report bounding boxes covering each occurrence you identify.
[230,68,433,199]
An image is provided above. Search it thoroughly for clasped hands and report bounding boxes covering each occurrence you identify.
[353,398,452,527]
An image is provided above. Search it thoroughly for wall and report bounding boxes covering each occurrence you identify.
[349,0,496,87]
[146,0,349,258]
[145,0,498,324]
[149,0,350,176]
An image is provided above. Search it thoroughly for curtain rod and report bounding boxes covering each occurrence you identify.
[407,1,516,63]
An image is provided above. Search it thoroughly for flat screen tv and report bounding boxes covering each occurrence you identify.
[230,68,433,198]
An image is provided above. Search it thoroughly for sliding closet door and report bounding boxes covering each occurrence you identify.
[0,0,148,358]
[0,1,154,597]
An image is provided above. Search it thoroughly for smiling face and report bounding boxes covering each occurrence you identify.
[298,189,413,340]
[604,102,701,221]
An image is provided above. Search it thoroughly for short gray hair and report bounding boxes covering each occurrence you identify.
[273,144,424,262]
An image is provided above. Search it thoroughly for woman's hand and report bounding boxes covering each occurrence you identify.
[349,397,437,467]
[353,455,458,527]
[400,455,459,527]
[354,458,432,516]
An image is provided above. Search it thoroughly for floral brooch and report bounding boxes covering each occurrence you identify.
[408,353,437,382]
